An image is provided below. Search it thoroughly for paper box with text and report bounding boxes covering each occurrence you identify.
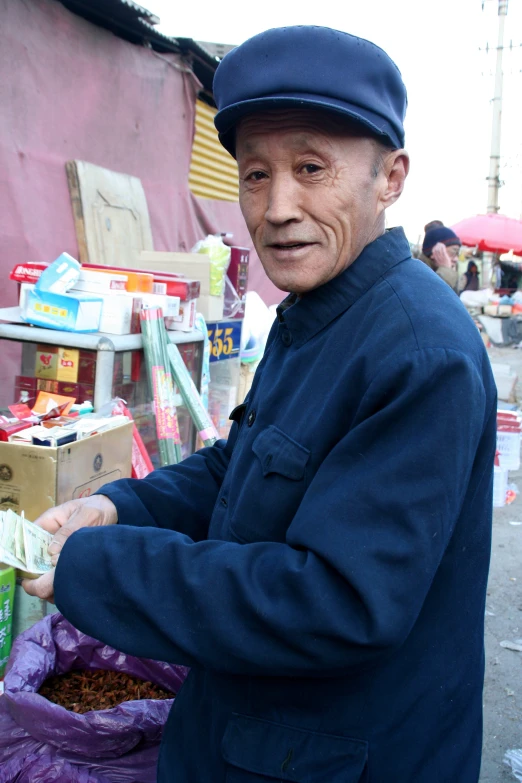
[0,423,133,521]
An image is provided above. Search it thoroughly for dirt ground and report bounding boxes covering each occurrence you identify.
[481,345,522,782]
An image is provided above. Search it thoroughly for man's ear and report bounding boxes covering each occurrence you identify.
[381,150,410,209]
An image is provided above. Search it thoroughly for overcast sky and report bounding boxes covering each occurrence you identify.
[147,0,522,245]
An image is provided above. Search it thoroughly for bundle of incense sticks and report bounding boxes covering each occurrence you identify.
[166,344,218,448]
[140,307,182,466]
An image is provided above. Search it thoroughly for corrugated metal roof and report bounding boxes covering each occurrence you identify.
[59,1,220,103]
[189,101,239,202]
[59,0,179,51]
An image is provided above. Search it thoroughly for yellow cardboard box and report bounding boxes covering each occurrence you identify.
[0,423,133,520]
[35,345,80,383]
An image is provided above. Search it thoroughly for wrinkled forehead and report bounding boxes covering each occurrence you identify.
[236,108,374,156]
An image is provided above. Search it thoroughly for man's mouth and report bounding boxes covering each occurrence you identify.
[269,242,313,250]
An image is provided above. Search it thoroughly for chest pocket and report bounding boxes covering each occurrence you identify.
[222,713,368,783]
[229,426,311,544]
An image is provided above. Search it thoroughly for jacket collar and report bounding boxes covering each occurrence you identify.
[276,227,411,348]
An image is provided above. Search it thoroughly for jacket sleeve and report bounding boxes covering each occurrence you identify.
[54,348,494,677]
[95,422,238,542]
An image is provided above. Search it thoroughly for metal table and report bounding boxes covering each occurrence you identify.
[0,308,204,410]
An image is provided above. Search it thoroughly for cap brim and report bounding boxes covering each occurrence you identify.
[215,93,403,157]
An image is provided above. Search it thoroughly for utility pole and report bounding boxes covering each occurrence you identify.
[483,0,508,286]
[486,0,508,214]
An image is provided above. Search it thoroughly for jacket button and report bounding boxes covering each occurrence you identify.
[281,330,293,347]
[247,410,256,427]
[220,496,228,508]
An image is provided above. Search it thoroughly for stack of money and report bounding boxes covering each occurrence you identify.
[0,509,53,579]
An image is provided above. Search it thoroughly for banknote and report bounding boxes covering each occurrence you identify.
[22,519,53,575]
[0,510,53,577]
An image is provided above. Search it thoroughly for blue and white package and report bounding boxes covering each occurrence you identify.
[35,253,81,295]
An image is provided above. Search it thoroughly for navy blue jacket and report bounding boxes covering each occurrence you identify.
[55,229,496,783]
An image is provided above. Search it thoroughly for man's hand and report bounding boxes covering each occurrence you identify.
[35,494,118,562]
[22,568,56,603]
[20,495,117,602]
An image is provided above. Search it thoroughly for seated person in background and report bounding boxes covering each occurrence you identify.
[460,260,480,292]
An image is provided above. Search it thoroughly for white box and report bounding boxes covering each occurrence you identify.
[166,299,197,332]
[140,293,180,318]
[74,269,128,294]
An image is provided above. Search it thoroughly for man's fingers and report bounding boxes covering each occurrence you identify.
[48,507,97,555]
[22,570,55,603]
[34,499,83,535]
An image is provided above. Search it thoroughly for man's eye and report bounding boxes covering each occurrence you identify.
[302,164,321,174]
[247,171,267,182]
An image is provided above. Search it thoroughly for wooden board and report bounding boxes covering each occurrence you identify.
[66,160,154,267]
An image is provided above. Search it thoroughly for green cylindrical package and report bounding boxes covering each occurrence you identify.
[0,566,15,676]
[166,343,219,448]
[140,307,181,466]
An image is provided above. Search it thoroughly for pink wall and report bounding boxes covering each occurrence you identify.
[0,0,283,330]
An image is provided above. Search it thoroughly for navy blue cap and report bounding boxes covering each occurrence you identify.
[422,227,461,256]
[213,26,407,157]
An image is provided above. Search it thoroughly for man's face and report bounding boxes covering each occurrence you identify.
[236,110,407,295]
[446,244,460,261]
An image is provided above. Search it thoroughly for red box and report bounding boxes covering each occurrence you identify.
[37,379,60,394]
[79,384,95,402]
[58,382,82,399]
[78,350,97,385]
[14,376,37,406]
[224,246,250,319]
[0,421,33,441]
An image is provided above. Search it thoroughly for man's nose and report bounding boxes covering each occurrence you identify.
[264,175,303,225]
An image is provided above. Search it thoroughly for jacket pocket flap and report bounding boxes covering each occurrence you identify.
[252,426,310,480]
[222,714,368,782]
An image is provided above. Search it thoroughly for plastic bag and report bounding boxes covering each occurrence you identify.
[191,234,231,296]
[505,749,522,781]
[0,613,188,783]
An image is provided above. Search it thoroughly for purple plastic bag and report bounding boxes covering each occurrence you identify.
[0,613,188,783]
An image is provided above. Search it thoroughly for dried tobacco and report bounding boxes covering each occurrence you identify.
[38,669,176,714]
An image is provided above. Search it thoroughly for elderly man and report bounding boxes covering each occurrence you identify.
[25,26,495,783]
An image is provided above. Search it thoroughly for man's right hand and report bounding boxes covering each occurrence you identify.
[33,495,118,565]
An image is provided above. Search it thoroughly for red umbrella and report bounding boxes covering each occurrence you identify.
[451,214,522,255]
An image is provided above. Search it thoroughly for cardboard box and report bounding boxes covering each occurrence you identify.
[35,346,80,383]
[23,289,103,333]
[139,251,211,291]
[197,294,224,322]
[0,422,133,520]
